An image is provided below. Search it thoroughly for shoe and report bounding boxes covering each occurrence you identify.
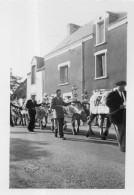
[101,136,106,140]
[55,134,57,137]
[29,131,36,134]
[60,136,65,140]
[29,129,35,133]
[85,131,94,137]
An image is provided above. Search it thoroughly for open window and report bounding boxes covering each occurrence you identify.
[60,65,68,84]
[96,19,105,46]
[58,61,70,85]
[94,49,107,79]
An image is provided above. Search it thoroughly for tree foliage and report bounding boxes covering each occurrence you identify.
[10,68,23,95]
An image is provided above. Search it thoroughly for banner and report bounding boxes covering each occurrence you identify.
[90,89,112,114]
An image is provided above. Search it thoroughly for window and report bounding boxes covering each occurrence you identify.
[31,65,36,84]
[94,49,107,79]
[96,20,105,45]
[60,66,68,84]
[58,61,70,85]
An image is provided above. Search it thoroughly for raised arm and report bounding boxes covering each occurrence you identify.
[62,100,71,107]
[34,100,42,107]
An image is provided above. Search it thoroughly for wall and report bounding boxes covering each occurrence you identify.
[27,73,37,100]
[42,17,127,99]
[42,68,45,96]
[37,71,43,102]
[27,74,31,100]
[44,46,82,99]
[83,37,95,96]
[83,20,127,96]
[107,23,127,89]
[27,57,45,101]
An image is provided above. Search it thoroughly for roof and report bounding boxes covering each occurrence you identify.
[10,79,27,100]
[45,11,127,57]
[115,11,127,19]
[31,56,44,70]
[45,20,93,56]
[107,11,127,24]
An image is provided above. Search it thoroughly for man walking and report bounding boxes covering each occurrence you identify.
[51,89,71,139]
[106,81,126,152]
[26,95,42,132]
[106,81,126,125]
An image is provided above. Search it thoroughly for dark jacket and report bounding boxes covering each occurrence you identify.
[26,99,41,110]
[51,96,71,118]
[106,90,126,124]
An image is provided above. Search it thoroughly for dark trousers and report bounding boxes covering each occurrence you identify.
[28,109,36,131]
[110,108,126,125]
[57,118,64,137]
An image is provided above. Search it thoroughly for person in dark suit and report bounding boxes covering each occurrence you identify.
[106,81,126,125]
[26,95,42,132]
[50,89,71,139]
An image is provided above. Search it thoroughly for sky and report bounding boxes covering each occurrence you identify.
[1,0,133,80]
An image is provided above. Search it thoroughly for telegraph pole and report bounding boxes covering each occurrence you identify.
[34,0,40,56]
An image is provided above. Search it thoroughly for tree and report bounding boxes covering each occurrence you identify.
[10,68,23,95]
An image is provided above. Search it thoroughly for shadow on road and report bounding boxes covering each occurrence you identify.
[65,137,118,147]
[64,128,117,139]
[10,138,51,162]
[10,130,54,135]
[10,132,30,134]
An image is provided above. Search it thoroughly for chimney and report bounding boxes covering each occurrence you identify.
[106,11,119,24]
[67,23,81,35]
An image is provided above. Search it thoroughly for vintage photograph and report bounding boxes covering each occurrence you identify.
[1,0,131,191]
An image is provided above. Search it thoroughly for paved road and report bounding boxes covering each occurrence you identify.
[10,124,125,189]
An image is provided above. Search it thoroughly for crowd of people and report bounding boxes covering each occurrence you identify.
[10,80,126,142]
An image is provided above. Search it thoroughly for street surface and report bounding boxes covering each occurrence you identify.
[10,123,125,189]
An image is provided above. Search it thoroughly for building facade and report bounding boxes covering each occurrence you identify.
[27,11,127,101]
[43,11,127,100]
[83,12,127,94]
[27,56,45,102]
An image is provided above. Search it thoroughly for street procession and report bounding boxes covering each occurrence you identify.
[10,81,126,152]
[9,1,128,190]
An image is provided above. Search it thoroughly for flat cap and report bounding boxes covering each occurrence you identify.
[116,81,126,86]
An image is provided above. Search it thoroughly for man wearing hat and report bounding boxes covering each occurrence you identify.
[106,81,126,125]
[26,95,42,132]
